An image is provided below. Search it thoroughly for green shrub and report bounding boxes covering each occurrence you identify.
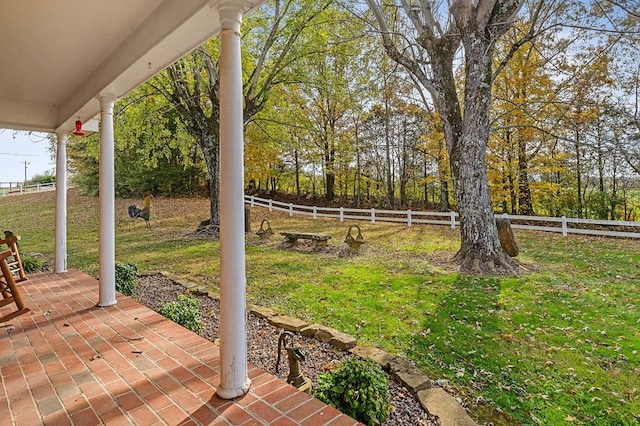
[158,294,202,334]
[21,256,44,273]
[313,358,391,426]
[115,261,138,296]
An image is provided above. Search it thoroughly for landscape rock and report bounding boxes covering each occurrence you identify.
[417,388,477,426]
[389,357,431,393]
[349,346,395,370]
[300,324,356,350]
[300,323,320,337]
[269,315,308,332]
[249,305,277,319]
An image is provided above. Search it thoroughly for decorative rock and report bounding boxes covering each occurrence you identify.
[300,324,356,350]
[349,346,396,370]
[269,315,308,332]
[250,305,277,319]
[495,217,519,257]
[300,323,320,337]
[417,388,477,426]
[207,291,219,300]
[328,331,356,351]
[389,357,431,393]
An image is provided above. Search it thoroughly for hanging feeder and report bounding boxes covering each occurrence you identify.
[72,118,85,136]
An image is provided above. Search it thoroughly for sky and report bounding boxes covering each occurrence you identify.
[0,129,55,183]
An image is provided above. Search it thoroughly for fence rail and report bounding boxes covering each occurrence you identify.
[1,182,56,197]
[245,195,640,240]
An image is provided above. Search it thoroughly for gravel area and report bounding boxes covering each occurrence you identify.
[134,273,438,425]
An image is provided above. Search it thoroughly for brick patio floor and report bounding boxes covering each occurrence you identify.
[0,270,359,425]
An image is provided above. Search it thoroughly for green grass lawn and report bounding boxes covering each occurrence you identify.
[1,189,638,425]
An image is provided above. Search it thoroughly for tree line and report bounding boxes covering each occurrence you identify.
[66,0,640,272]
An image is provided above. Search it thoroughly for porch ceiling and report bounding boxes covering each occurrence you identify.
[0,0,264,134]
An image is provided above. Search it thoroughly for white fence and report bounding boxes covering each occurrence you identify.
[1,182,56,197]
[245,195,640,240]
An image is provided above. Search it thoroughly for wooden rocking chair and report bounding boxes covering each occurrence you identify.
[0,249,30,323]
[0,233,27,282]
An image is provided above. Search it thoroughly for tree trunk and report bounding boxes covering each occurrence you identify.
[199,132,220,226]
[449,35,517,274]
[517,137,534,215]
[294,149,301,202]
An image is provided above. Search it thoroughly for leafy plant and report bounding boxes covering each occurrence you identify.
[158,294,202,334]
[115,261,138,296]
[313,358,391,426]
[21,255,44,273]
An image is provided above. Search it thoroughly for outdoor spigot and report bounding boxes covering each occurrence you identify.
[276,331,312,393]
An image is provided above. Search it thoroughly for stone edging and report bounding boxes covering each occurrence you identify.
[156,271,477,426]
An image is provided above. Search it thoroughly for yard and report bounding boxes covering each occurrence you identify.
[1,189,638,425]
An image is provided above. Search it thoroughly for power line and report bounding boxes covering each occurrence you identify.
[0,152,42,157]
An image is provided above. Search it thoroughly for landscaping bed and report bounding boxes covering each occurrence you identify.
[134,273,439,425]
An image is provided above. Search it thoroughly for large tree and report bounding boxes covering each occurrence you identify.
[150,0,330,225]
[366,0,530,273]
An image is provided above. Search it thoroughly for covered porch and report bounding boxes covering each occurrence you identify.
[1,0,273,403]
[0,270,357,425]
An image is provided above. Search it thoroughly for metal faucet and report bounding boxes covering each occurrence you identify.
[276,331,312,393]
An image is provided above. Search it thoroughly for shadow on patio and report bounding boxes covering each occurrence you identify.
[0,270,359,425]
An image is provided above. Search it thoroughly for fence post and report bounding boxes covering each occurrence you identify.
[289,203,293,217]
[313,206,317,219]
[339,207,344,222]
[268,199,273,212]
[561,216,567,237]
[250,196,255,207]
[450,211,456,229]
[407,210,412,227]
[371,208,375,224]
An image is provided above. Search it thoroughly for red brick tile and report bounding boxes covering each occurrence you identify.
[88,394,118,415]
[99,406,128,425]
[43,411,73,425]
[253,378,288,398]
[191,403,221,424]
[302,405,345,426]
[273,389,311,412]
[288,398,326,422]
[116,391,144,411]
[36,395,64,417]
[10,394,37,415]
[129,404,162,424]
[246,399,284,423]
[70,407,100,425]
[271,416,301,426]
[173,389,203,413]
[13,411,43,426]
[183,375,211,394]
[328,415,360,426]
[158,404,190,424]
[219,403,254,424]
[144,390,172,411]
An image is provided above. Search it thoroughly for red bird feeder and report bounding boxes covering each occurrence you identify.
[73,119,85,136]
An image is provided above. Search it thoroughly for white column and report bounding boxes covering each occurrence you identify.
[54,132,67,273]
[97,95,117,307]
[216,2,251,400]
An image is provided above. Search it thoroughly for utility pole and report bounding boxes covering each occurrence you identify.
[21,161,30,183]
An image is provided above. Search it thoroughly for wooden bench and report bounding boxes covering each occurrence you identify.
[280,232,331,249]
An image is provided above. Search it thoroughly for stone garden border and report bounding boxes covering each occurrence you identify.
[157,271,476,426]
